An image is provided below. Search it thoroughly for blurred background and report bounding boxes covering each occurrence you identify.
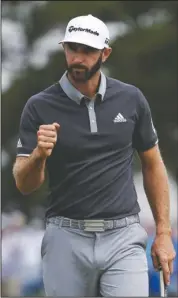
[1,1,178,296]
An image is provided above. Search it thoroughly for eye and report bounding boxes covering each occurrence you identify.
[83,46,98,53]
[67,42,78,51]
[67,42,98,53]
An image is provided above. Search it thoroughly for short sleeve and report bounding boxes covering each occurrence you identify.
[133,88,158,152]
[16,98,39,156]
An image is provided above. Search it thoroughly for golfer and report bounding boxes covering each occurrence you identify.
[13,14,176,296]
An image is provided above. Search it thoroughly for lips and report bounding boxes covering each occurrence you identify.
[73,68,85,71]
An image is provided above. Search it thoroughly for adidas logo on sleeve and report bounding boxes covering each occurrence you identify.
[17,138,22,148]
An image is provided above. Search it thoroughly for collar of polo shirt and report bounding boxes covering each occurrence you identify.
[59,71,106,104]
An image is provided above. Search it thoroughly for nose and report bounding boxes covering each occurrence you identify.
[72,50,85,64]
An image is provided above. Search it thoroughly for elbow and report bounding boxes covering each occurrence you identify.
[15,178,44,195]
[15,181,33,195]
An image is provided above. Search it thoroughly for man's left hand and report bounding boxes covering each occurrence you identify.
[151,234,176,286]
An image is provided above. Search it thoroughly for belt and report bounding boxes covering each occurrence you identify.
[46,214,140,232]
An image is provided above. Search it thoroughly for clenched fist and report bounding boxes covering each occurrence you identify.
[36,122,60,158]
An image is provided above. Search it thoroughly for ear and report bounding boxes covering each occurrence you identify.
[102,47,112,63]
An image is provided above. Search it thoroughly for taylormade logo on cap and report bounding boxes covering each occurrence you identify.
[59,14,110,50]
[68,26,99,36]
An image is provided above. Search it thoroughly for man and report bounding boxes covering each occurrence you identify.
[13,14,176,296]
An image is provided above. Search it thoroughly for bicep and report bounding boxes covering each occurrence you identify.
[17,100,39,156]
[133,88,158,152]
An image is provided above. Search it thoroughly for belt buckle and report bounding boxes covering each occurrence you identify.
[84,219,105,232]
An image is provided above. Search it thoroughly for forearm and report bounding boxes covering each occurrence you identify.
[13,148,46,195]
[142,162,171,235]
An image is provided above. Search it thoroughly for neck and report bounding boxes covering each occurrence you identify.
[67,71,101,99]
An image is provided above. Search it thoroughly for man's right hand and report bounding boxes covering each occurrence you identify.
[36,122,60,158]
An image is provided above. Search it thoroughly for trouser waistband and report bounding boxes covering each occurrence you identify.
[46,214,140,232]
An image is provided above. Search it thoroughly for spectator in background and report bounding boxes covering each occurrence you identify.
[2,209,44,296]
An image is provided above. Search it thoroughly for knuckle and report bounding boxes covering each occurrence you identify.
[38,142,43,148]
[159,252,167,259]
[169,254,175,261]
[38,129,43,135]
[165,270,170,274]
[48,142,53,148]
[161,257,168,263]
[38,137,44,143]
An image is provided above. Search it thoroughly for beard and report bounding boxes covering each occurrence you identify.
[67,54,102,83]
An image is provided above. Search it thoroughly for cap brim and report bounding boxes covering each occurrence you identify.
[58,37,105,50]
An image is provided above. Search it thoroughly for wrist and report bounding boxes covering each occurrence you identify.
[156,226,172,236]
[33,147,47,161]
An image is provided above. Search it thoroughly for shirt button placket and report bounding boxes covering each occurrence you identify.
[88,101,97,133]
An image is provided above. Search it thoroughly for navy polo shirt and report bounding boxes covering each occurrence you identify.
[16,72,158,220]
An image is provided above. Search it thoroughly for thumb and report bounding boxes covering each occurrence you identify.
[53,122,60,131]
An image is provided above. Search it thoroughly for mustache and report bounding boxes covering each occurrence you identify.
[68,64,88,71]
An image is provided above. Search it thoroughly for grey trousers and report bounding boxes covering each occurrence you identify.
[41,218,149,296]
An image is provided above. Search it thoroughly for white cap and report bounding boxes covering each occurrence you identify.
[59,14,110,49]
